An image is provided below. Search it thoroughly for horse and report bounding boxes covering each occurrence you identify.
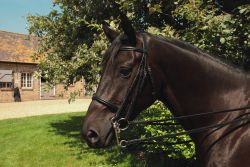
[82,15,250,167]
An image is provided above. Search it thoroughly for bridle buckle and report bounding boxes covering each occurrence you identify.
[111,117,130,147]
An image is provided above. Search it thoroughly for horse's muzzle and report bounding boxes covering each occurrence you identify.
[82,116,114,148]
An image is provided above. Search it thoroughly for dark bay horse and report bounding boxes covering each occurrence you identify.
[82,17,250,167]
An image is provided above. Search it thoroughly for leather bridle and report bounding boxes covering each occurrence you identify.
[92,33,156,121]
[92,33,158,145]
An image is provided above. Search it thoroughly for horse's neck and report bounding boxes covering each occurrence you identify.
[150,37,249,127]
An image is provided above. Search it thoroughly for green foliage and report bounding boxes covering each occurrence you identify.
[27,0,250,94]
[139,101,195,159]
[172,1,250,66]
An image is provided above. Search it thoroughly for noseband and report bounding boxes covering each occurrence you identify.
[92,33,156,120]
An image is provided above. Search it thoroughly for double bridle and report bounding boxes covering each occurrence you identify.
[92,33,157,145]
[92,33,250,148]
[93,33,156,122]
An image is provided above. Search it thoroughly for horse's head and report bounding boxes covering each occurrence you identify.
[82,17,157,148]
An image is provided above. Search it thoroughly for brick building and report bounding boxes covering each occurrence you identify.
[0,30,85,102]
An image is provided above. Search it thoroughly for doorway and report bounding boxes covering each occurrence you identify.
[40,77,55,100]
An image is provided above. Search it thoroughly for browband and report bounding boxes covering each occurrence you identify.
[119,47,147,54]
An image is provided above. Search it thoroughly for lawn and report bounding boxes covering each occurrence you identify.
[0,112,143,167]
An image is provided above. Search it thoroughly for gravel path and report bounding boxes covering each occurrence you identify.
[0,99,91,120]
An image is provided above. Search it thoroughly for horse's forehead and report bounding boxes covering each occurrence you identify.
[114,52,137,69]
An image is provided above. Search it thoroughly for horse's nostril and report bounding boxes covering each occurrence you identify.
[87,129,100,144]
[87,130,98,138]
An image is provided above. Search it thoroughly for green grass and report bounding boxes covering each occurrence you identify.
[0,112,143,167]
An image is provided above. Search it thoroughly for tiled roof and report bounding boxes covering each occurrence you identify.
[0,30,39,64]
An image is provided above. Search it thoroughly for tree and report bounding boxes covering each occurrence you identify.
[217,0,250,12]
[27,0,249,95]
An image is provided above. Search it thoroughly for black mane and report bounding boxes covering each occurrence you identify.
[101,32,247,75]
[152,34,247,74]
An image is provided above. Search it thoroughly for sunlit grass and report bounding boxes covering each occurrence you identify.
[0,112,142,167]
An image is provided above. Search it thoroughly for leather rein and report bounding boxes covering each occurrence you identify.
[92,33,250,148]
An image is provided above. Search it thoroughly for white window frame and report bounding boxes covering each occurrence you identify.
[21,72,33,89]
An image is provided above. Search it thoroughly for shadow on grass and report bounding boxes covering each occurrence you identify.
[49,115,140,166]
[49,115,196,167]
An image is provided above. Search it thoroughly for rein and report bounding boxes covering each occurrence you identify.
[92,33,250,148]
[119,107,250,147]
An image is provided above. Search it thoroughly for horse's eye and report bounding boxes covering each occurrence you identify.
[120,67,132,78]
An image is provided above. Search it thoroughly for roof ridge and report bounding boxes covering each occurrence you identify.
[0,29,37,38]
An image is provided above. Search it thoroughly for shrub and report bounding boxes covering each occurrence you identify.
[135,101,196,159]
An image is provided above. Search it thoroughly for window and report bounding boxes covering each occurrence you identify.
[0,70,13,89]
[21,73,33,88]
[0,82,13,88]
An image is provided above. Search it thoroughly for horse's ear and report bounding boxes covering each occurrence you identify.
[102,21,120,43]
[120,13,136,45]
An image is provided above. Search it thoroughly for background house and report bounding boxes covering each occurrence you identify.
[0,30,85,102]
